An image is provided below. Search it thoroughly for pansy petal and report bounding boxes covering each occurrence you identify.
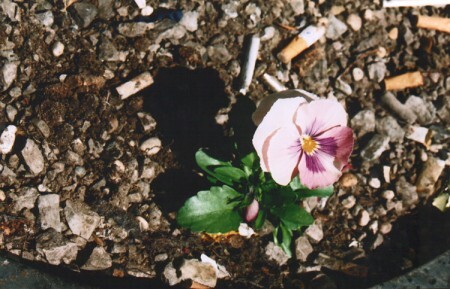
[253,97,305,171]
[266,126,301,186]
[295,99,348,136]
[298,151,342,189]
[317,126,354,169]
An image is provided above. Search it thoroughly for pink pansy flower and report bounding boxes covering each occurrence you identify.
[252,97,354,189]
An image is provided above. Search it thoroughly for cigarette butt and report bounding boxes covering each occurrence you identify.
[239,34,260,95]
[384,71,424,91]
[261,73,287,92]
[116,71,154,100]
[381,92,417,123]
[415,15,450,34]
[278,25,325,64]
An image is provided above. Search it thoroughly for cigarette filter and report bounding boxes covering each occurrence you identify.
[239,34,260,95]
[278,25,325,64]
[415,15,450,34]
[384,71,424,91]
[261,73,287,92]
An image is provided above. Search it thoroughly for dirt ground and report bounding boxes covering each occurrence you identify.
[0,0,449,288]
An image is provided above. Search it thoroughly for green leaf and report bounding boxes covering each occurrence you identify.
[279,223,293,258]
[254,210,266,230]
[271,204,314,231]
[177,186,242,233]
[289,177,334,199]
[195,150,245,185]
[241,152,258,169]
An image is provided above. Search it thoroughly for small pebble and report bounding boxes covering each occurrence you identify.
[260,26,275,41]
[52,41,65,57]
[388,27,398,40]
[352,67,364,81]
[140,137,162,156]
[342,195,356,209]
[346,14,362,31]
[382,190,395,200]
[340,173,358,188]
[0,189,6,201]
[369,178,381,189]
[141,6,153,16]
[380,222,392,235]
[134,0,146,9]
[358,210,370,226]
[0,125,17,154]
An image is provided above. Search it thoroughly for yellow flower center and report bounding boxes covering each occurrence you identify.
[301,135,318,155]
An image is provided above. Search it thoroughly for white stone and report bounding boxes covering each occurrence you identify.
[201,254,230,279]
[295,236,313,262]
[22,139,45,174]
[164,259,217,287]
[0,189,5,202]
[342,195,356,209]
[406,126,430,147]
[64,200,100,239]
[141,5,153,16]
[115,72,153,100]
[1,62,18,90]
[136,216,149,231]
[261,26,276,41]
[358,210,370,226]
[352,67,364,81]
[38,194,62,232]
[180,11,199,32]
[382,190,395,200]
[140,137,161,156]
[238,223,255,239]
[0,125,17,154]
[265,242,289,266]
[326,15,348,40]
[81,246,112,270]
[305,223,323,243]
[43,243,78,265]
[12,187,39,212]
[346,14,362,31]
[133,0,146,9]
[289,0,304,15]
[369,178,381,189]
[6,104,18,121]
[52,41,65,57]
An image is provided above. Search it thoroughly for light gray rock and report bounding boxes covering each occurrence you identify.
[64,200,100,239]
[404,96,436,125]
[265,241,289,266]
[1,61,18,90]
[381,92,417,124]
[289,0,304,15]
[335,78,352,95]
[117,22,155,37]
[38,194,62,232]
[305,222,323,244]
[81,246,112,270]
[295,236,313,262]
[0,125,17,154]
[376,116,405,143]
[368,62,387,83]
[52,41,65,57]
[34,120,51,138]
[137,112,157,133]
[21,139,45,175]
[347,14,362,31]
[36,229,78,265]
[207,44,232,64]
[396,177,418,209]
[139,137,161,156]
[179,11,199,32]
[97,0,114,20]
[6,104,18,121]
[163,259,217,287]
[352,67,364,81]
[326,15,348,40]
[35,11,54,27]
[12,187,39,212]
[71,2,98,28]
[351,110,375,137]
[361,134,390,161]
[1,0,21,22]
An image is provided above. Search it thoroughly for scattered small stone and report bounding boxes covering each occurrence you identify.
[388,27,398,40]
[35,11,54,27]
[21,139,45,175]
[12,187,39,213]
[352,67,364,81]
[342,195,356,209]
[116,72,154,100]
[340,173,358,188]
[382,190,395,200]
[52,41,65,57]
[140,137,162,156]
[71,2,98,28]
[265,241,289,266]
[36,229,78,265]
[1,62,18,90]
[117,22,155,37]
[326,15,348,40]
[6,104,18,122]
[383,166,391,183]
[81,247,112,270]
[137,112,157,133]
[415,157,445,195]
[180,11,199,32]
[406,126,431,148]
[361,134,390,161]
[305,222,323,244]
[396,177,418,209]
[261,26,276,41]
[289,0,304,15]
[335,78,352,95]
[0,125,17,154]
[351,110,375,137]
[404,96,436,125]
[368,62,387,83]
[358,210,370,227]
[164,259,217,287]
[64,200,100,239]
[38,194,62,232]
[376,116,405,143]
[369,178,381,189]
[295,236,313,262]
[133,0,146,9]
[0,190,5,202]
[379,222,392,235]
[238,223,255,239]
[346,14,362,31]
[141,6,153,16]
[371,234,384,249]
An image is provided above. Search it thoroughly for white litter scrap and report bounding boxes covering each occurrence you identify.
[200,254,231,279]
[115,71,154,100]
[383,0,450,7]
[238,223,256,239]
[406,126,432,148]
